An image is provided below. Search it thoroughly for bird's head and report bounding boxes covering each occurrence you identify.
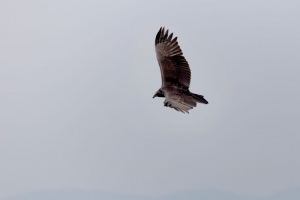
[153,89,165,98]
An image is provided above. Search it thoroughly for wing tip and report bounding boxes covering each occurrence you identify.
[156,26,172,45]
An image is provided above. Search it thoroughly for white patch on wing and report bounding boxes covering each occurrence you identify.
[164,97,193,114]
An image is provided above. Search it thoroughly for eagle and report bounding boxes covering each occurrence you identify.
[153,27,208,113]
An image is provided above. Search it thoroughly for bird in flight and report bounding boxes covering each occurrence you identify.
[153,27,208,113]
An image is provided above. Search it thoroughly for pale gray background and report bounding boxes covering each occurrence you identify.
[1,0,300,199]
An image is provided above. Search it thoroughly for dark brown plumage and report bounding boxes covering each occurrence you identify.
[153,27,208,113]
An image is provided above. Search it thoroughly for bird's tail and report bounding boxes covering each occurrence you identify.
[191,93,209,104]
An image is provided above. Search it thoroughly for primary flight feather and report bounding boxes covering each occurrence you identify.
[153,27,208,113]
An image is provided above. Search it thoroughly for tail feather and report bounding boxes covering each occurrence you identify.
[191,93,209,104]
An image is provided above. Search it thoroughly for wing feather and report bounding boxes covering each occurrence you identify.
[155,27,191,88]
[164,98,193,114]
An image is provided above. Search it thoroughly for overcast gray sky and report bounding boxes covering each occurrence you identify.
[1,0,300,199]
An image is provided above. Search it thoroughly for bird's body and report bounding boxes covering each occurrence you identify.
[153,27,208,113]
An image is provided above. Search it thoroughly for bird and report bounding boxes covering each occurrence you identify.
[153,27,208,113]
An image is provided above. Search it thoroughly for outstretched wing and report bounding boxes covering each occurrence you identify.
[164,93,196,114]
[155,27,191,88]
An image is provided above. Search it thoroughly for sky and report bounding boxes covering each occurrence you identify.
[1,0,300,199]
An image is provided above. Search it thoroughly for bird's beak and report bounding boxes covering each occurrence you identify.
[152,94,157,98]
